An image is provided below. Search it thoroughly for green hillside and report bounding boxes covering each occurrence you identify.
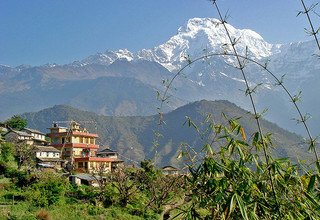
[22,100,310,166]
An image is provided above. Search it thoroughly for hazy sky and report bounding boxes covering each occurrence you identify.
[0,0,315,66]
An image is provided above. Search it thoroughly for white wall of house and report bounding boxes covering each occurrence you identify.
[37,151,60,158]
[32,133,45,141]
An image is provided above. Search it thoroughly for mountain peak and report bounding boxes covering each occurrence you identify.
[79,49,134,66]
[72,17,274,72]
[137,17,274,72]
[181,17,221,33]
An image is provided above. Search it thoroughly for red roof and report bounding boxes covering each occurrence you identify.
[47,131,98,138]
[74,157,123,162]
[49,143,99,149]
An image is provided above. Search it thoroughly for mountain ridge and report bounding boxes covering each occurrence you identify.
[22,100,310,166]
[1,17,320,136]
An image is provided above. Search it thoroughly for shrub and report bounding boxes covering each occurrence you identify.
[87,204,105,216]
[25,172,67,207]
[36,209,51,220]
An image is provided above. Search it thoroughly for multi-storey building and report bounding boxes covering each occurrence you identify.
[47,121,122,173]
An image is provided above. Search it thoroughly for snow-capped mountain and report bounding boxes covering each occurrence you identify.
[137,18,277,72]
[1,17,320,135]
[78,18,279,72]
[80,49,134,66]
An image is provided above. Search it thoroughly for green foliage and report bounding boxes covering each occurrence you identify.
[0,142,15,163]
[24,172,67,207]
[179,118,320,219]
[87,204,105,215]
[5,115,27,130]
[107,167,140,207]
[140,159,159,182]
[14,143,36,169]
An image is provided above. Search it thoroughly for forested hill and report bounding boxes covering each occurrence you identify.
[22,100,310,166]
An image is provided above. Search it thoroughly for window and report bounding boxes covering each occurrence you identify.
[52,138,59,144]
[78,162,83,168]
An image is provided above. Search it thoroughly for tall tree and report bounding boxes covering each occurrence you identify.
[5,115,27,130]
[15,142,35,169]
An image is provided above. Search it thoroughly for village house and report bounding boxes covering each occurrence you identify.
[3,127,63,169]
[4,129,34,145]
[3,127,47,146]
[47,121,123,173]
[69,173,102,187]
[162,166,180,175]
[96,147,118,158]
[21,128,47,146]
[34,146,62,169]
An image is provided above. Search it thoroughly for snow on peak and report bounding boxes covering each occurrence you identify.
[80,49,134,66]
[79,17,275,72]
[114,49,134,61]
[181,17,221,33]
[138,17,273,71]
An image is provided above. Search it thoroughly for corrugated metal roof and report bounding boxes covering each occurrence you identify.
[5,130,33,137]
[22,128,45,135]
[70,173,101,181]
[35,146,60,152]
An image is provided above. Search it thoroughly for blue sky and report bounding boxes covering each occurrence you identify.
[0,0,313,66]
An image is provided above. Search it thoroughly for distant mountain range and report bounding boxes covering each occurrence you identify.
[22,100,310,167]
[1,17,320,135]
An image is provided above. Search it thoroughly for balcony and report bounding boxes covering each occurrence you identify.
[50,143,99,149]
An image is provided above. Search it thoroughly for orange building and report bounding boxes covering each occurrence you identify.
[47,121,122,173]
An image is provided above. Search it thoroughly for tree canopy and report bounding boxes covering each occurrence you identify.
[5,115,27,130]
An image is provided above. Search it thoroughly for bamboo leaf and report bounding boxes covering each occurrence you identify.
[177,151,184,159]
[305,192,320,210]
[240,127,246,141]
[252,132,259,146]
[235,194,249,220]
[307,174,316,192]
[229,193,236,216]
[236,145,245,161]
[203,143,214,155]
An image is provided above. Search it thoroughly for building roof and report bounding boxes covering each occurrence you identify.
[37,163,55,168]
[70,173,101,181]
[5,130,33,137]
[22,128,45,135]
[162,166,179,171]
[47,131,98,138]
[35,146,60,153]
[74,157,123,162]
[37,157,62,162]
[97,148,117,154]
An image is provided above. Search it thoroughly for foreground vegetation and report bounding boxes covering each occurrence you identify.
[1,113,320,219]
[0,160,181,220]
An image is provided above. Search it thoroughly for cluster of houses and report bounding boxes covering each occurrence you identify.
[1,121,124,173]
[0,121,180,179]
